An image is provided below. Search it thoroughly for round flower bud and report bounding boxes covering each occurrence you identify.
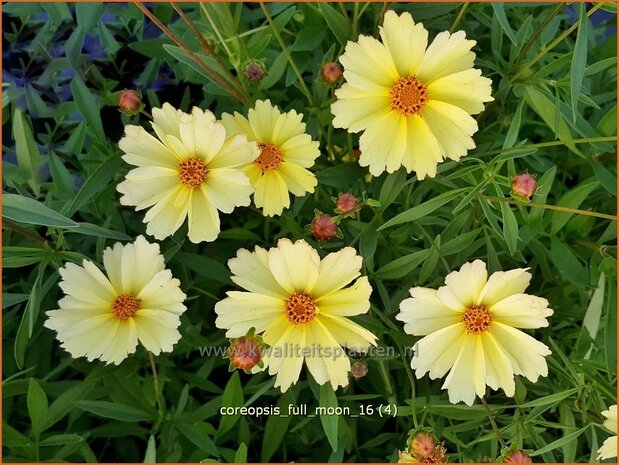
[321,62,343,84]
[118,89,143,115]
[351,360,368,379]
[228,335,262,371]
[311,214,337,241]
[336,192,359,215]
[411,432,437,460]
[244,61,265,82]
[511,173,537,199]
[504,451,532,463]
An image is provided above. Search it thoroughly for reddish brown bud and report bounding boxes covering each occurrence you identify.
[411,433,436,460]
[229,336,262,371]
[511,173,537,199]
[352,148,362,160]
[336,193,359,215]
[504,451,532,463]
[321,62,343,84]
[244,61,265,82]
[351,361,368,379]
[118,89,142,115]
[311,214,337,241]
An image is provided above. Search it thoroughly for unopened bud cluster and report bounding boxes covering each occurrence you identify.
[398,430,447,463]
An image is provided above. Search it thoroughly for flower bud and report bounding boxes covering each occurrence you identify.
[336,192,359,215]
[411,433,437,460]
[228,335,262,371]
[352,148,361,160]
[511,173,537,199]
[351,360,368,379]
[118,89,143,115]
[244,61,265,82]
[504,451,532,463]
[321,62,343,84]
[311,214,337,241]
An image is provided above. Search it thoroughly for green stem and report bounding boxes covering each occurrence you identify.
[514,3,564,66]
[481,396,506,449]
[450,2,470,33]
[148,352,165,422]
[482,195,617,222]
[475,136,617,158]
[510,3,604,83]
[259,2,315,107]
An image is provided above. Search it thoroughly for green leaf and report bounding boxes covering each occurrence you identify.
[500,201,518,256]
[261,391,294,461]
[73,400,155,422]
[530,426,588,456]
[27,378,48,441]
[550,180,598,234]
[491,3,518,45]
[40,434,84,447]
[144,435,157,463]
[290,26,326,52]
[2,293,30,309]
[530,166,556,222]
[375,249,428,280]
[174,252,231,285]
[378,189,466,230]
[519,387,580,408]
[163,45,230,95]
[260,52,288,90]
[217,371,244,436]
[14,262,47,368]
[316,164,367,188]
[378,169,408,211]
[12,108,42,195]
[317,3,350,46]
[3,194,78,228]
[68,223,131,241]
[570,4,589,122]
[175,423,219,457]
[318,383,339,451]
[70,76,105,142]
[549,239,590,286]
[234,442,248,463]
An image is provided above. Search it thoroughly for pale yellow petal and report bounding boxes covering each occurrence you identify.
[603,406,618,433]
[117,235,166,296]
[340,34,399,88]
[490,294,553,329]
[152,102,182,140]
[215,291,285,338]
[119,125,180,169]
[58,261,116,305]
[312,247,362,297]
[402,114,443,179]
[441,335,480,406]
[133,309,182,354]
[143,186,189,240]
[187,188,220,243]
[358,110,408,176]
[597,435,618,460]
[314,277,372,316]
[136,270,187,315]
[272,108,305,147]
[480,331,515,397]
[254,169,290,217]
[379,10,428,77]
[422,100,478,161]
[277,162,317,197]
[202,168,253,213]
[427,69,493,115]
[308,319,351,390]
[209,134,259,169]
[267,238,320,294]
[117,167,179,211]
[317,313,377,351]
[99,319,138,365]
[417,30,477,83]
[478,268,531,306]
[397,287,462,336]
[443,259,488,308]
[247,99,281,143]
[331,84,391,133]
[411,323,467,380]
[280,134,321,168]
[272,325,306,392]
[228,246,288,298]
[220,112,257,140]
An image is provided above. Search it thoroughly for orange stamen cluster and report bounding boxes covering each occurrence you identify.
[111,294,140,320]
[179,158,207,187]
[390,76,428,116]
[462,305,493,334]
[255,143,283,173]
[285,292,317,324]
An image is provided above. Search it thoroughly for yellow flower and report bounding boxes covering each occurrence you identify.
[44,236,187,365]
[598,405,617,460]
[215,239,377,391]
[117,103,258,243]
[221,100,320,217]
[331,10,493,179]
[397,260,552,406]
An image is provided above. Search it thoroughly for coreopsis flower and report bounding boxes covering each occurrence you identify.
[44,236,187,365]
[221,100,320,217]
[397,260,553,406]
[117,103,258,243]
[598,405,617,460]
[331,10,493,178]
[215,239,377,391]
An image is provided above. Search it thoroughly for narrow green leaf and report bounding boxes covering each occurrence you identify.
[217,371,244,436]
[144,435,156,463]
[570,4,589,122]
[491,3,518,45]
[12,108,42,195]
[175,423,219,457]
[530,426,588,456]
[70,76,105,142]
[550,180,598,234]
[27,378,48,441]
[73,400,155,422]
[3,194,78,228]
[40,434,84,447]
[317,3,350,46]
[318,383,339,451]
[68,223,131,241]
[378,189,466,230]
[261,391,294,461]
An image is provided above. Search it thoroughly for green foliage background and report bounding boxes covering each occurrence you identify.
[2,2,617,463]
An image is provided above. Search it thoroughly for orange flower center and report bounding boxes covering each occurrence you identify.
[462,305,493,334]
[179,157,207,187]
[111,294,140,320]
[255,143,282,173]
[285,292,317,325]
[390,76,428,116]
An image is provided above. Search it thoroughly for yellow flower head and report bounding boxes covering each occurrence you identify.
[397,260,553,406]
[215,239,377,391]
[117,103,259,243]
[598,404,617,460]
[221,100,320,217]
[44,236,187,365]
[331,10,493,179]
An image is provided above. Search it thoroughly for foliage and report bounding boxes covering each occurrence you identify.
[2,2,617,463]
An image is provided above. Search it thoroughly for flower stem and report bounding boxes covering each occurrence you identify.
[450,2,470,33]
[476,136,616,158]
[481,396,506,448]
[259,2,315,107]
[148,351,164,416]
[514,3,564,66]
[482,195,617,222]
[134,2,250,107]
